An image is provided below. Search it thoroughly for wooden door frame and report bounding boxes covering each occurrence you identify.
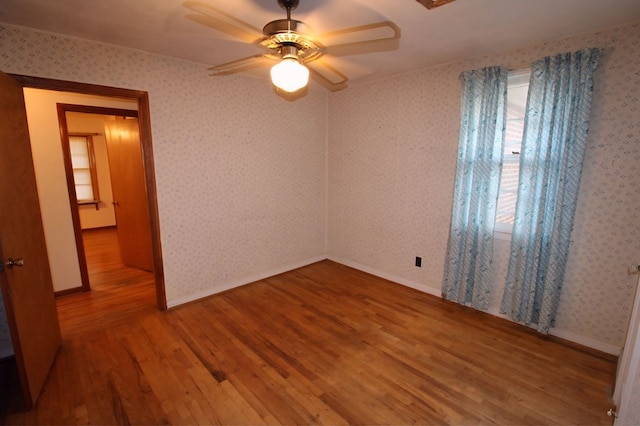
[10,74,167,311]
[57,104,139,293]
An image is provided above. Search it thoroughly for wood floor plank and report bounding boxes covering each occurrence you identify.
[0,228,617,424]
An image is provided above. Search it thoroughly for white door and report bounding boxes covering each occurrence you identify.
[613,272,640,424]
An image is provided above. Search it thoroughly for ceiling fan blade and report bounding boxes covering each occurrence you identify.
[320,21,401,57]
[209,54,276,76]
[307,60,349,92]
[183,1,263,43]
[416,0,457,9]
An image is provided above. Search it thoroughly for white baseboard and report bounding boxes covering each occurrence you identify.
[327,256,622,356]
[326,256,442,297]
[166,255,327,309]
[548,327,620,356]
[166,255,622,356]
[484,308,621,356]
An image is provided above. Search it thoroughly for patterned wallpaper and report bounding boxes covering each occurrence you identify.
[0,24,329,309]
[328,22,640,350]
[0,21,639,355]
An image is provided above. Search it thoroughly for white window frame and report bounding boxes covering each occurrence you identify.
[494,69,531,241]
[69,133,100,206]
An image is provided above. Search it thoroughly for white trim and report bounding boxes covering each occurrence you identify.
[166,255,327,308]
[616,311,640,424]
[493,229,512,242]
[481,307,621,355]
[485,307,620,355]
[482,306,620,354]
[328,257,621,355]
[326,256,442,297]
[167,255,622,355]
[549,327,620,356]
[614,274,640,411]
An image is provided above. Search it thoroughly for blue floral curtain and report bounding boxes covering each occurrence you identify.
[501,48,601,333]
[442,66,508,310]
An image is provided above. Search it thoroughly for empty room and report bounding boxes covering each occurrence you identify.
[1,0,640,424]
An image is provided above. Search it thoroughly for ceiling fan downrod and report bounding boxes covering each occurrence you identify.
[278,0,300,14]
[278,0,299,32]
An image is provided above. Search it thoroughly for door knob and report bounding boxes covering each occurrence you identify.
[112,201,119,206]
[0,257,24,272]
[6,258,24,269]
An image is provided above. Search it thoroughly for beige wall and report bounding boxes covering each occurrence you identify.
[23,89,137,292]
[1,21,638,357]
[0,23,329,308]
[66,112,118,230]
[328,22,640,353]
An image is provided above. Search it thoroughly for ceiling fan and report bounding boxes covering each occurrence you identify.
[183,0,401,93]
[416,0,457,9]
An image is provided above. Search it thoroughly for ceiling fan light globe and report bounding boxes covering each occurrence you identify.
[271,58,309,92]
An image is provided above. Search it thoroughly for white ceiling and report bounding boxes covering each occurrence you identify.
[1,0,640,89]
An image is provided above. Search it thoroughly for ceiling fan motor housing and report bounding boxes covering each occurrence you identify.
[190,0,397,90]
[261,19,324,62]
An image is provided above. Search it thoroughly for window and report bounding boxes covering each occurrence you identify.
[69,134,100,205]
[494,69,530,237]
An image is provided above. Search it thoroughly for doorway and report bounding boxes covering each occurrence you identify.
[13,75,166,311]
[0,72,166,411]
[57,227,158,337]
[60,107,155,281]
[53,107,159,335]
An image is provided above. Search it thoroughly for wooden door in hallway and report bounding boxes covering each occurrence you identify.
[104,118,154,272]
[0,70,61,408]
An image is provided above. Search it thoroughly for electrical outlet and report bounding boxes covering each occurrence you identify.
[629,263,640,275]
[415,257,422,267]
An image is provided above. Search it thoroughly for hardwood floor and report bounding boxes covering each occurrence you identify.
[1,237,617,425]
[57,227,157,339]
